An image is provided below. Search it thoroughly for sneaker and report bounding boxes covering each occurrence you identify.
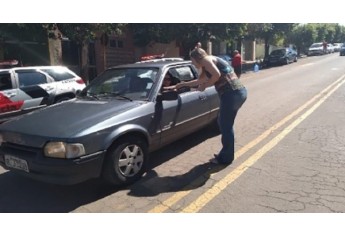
[210,154,232,165]
[209,157,220,164]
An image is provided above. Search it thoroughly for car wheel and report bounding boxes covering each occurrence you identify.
[102,136,148,186]
[294,56,298,62]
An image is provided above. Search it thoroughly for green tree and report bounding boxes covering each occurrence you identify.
[54,23,126,81]
[0,23,49,64]
[287,24,317,55]
[287,23,345,54]
[130,23,246,58]
[246,23,295,57]
[0,23,46,42]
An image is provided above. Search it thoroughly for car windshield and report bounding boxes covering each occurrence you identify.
[80,67,159,101]
[310,43,322,48]
[270,49,286,56]
[41,67,75,81]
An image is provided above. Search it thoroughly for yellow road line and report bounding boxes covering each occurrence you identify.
[181,75,345,213]
[148,75,345,213]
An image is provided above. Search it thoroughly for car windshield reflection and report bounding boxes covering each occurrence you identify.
[270,49,286,56]
[80,68,159,101]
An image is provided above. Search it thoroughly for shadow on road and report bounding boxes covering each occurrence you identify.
[0,125,220,213]
[0,172,118,213]
[128,124,224,196]
[127,162,226,197]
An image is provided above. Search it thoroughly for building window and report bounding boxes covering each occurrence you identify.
[109,39,124,48]
[109,40,117,48]
[117,40,123,48]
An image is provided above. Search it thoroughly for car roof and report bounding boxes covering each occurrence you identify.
[0,65,70,73]
[107,58,191,70]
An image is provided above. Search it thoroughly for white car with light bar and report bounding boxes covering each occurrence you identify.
[0,65,85,122]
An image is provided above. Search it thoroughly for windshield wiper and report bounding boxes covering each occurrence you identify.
[98,92,133,101]
[81,92,99,100]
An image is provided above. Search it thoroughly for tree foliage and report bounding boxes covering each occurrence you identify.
[130,23,247,58]
[2,23,345,61]
[53,23,126,44]
[0,23,47,42]
[286,23,345,54]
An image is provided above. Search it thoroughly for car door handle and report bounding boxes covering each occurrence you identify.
[199,94,207,100]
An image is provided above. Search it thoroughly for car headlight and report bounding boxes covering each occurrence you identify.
[44,142,85,159]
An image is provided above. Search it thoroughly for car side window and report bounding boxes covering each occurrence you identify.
[41,68,74,81]
[17,71,47,87]
[0,73,13,90]
[169,66,196,83]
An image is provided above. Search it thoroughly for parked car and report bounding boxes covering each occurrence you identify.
[0,66,85,122]
[0,58,220,186]
[264,48,298,66]
[307,43,325,56]
[340,43,345,56]
[327,44,334,53]
[333,43,342,52]
[216,54,232,65]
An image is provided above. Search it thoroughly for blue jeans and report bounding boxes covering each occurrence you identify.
[216,87,247,164]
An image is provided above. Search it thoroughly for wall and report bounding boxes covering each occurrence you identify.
[134,40,180,61]
[95,31,136,75]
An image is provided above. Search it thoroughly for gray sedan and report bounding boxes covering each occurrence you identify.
[0,59,220,186]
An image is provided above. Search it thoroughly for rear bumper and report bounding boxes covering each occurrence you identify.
[0,150,106,185]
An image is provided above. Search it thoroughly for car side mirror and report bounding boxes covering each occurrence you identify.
[162,90,179,100]
[157,90,178,101]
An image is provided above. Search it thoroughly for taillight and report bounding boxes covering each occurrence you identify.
[76,79,85,84]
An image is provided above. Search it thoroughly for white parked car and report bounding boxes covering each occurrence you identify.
[333,43,342,52]
[307,43,325,56]
[327,44,334,53]
[0,66,85,122]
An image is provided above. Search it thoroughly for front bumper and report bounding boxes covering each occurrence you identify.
[0,143,106,185]
[308,50,323,56]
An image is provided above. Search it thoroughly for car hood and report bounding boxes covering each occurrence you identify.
[0,98,144,138]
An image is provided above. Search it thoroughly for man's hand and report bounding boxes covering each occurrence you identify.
[163,85,177,91]
[197,83,206,91]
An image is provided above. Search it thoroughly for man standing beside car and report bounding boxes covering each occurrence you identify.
[232,50,242,78]
[322,40,328,54]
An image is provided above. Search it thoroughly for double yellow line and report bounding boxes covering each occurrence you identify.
[149,74,345,213]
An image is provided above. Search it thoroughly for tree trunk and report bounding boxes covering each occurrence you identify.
[47,25,62,65]
[48,38,62,65]
[264,37,270,58]
[80,42,89,83]
[0,41,4,60]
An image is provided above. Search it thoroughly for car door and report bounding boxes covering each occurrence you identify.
[287,48,294,62]
[158,65,211,146]
[0,70,24,114]
[13,69,53,109]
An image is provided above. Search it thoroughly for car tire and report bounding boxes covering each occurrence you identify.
[102,136,148,186]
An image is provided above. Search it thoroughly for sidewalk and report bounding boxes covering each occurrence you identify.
[241,54,308,77]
